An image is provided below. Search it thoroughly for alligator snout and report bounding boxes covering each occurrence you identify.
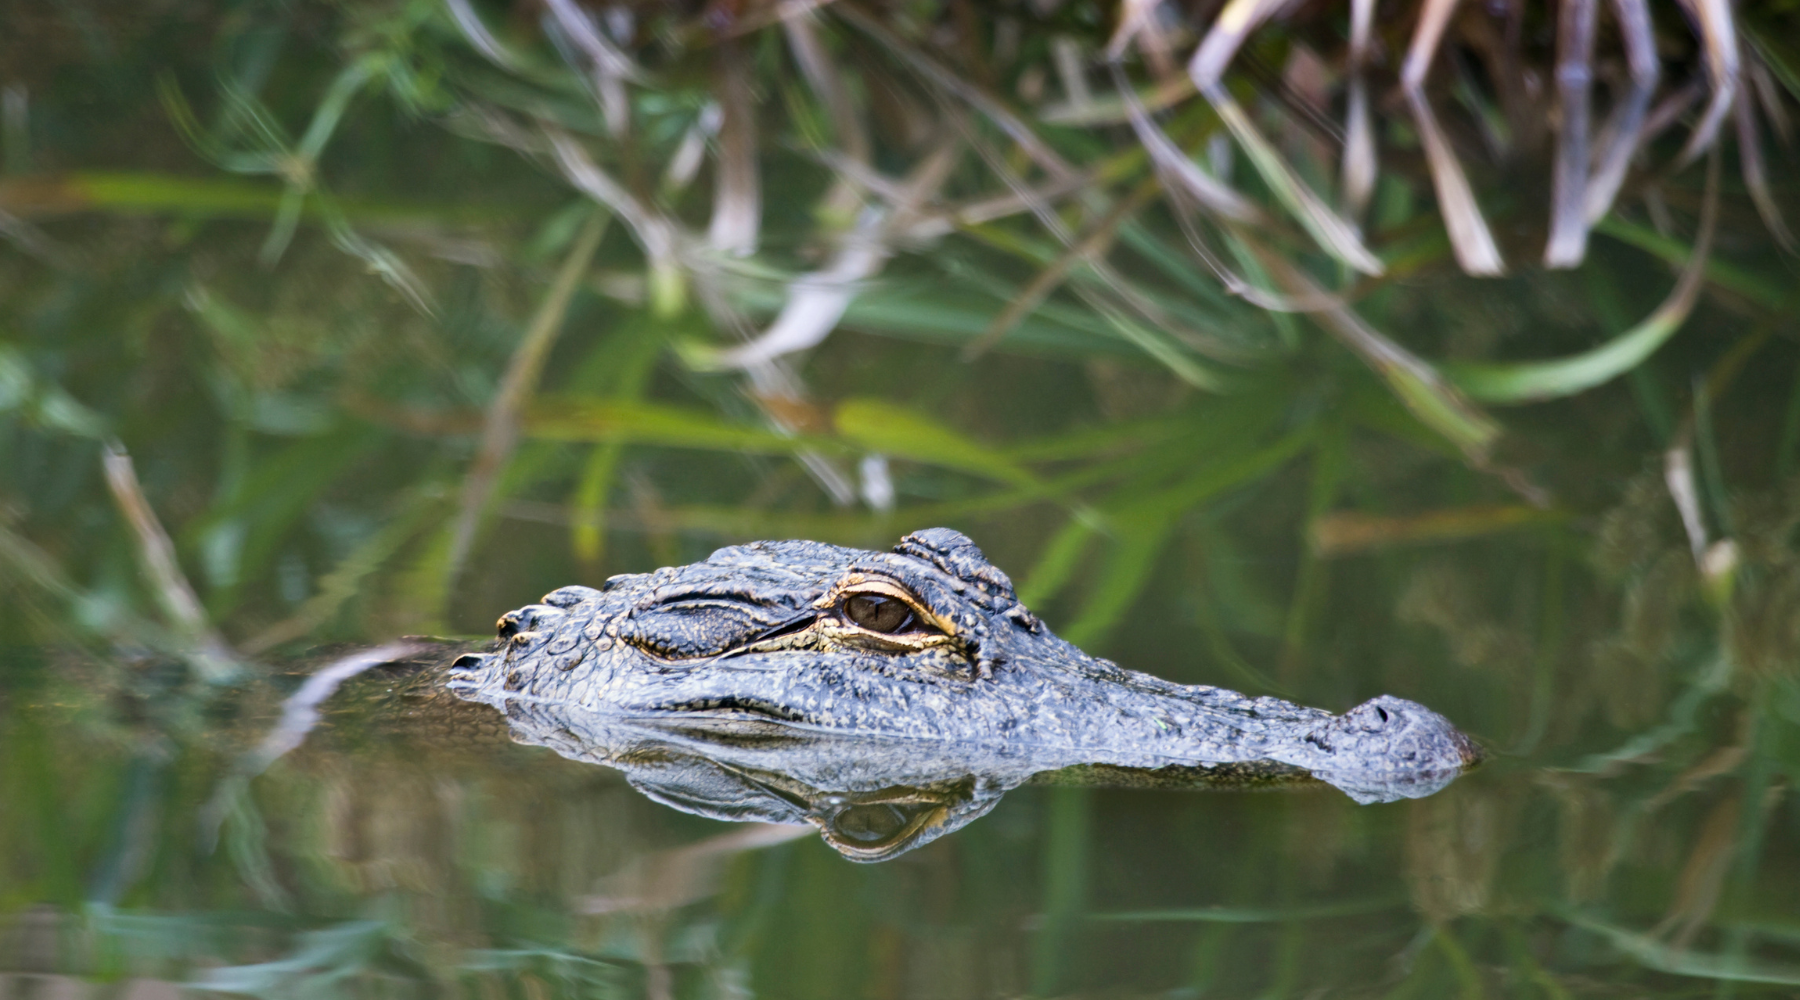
[1307,695,1482,771]
[1292,695,1482,803]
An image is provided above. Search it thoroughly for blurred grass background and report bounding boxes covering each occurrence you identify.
[3,0,1800,995]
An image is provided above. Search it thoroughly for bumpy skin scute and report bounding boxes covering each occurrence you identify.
[453,528,1480,803]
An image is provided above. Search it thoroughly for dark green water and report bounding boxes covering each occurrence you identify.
[5,1,1800,996]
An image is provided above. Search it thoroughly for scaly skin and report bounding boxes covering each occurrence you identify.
[449,528,1481,815]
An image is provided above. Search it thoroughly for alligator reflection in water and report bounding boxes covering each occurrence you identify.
[456,696,1478,861]
[450,528,1481,860]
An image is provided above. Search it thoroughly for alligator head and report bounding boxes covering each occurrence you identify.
[449,528,1482,826]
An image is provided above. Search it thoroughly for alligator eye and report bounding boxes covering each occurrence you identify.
[844,594,916,633]
[815,795,951,860]
[833,803,911,843]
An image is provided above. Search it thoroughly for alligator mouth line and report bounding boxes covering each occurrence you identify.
[732,610,820,648]
[652,697,812,723]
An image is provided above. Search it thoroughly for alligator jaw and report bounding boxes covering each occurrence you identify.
[453,639,1480,804]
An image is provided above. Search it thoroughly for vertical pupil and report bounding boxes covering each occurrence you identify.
[846,594,913,633]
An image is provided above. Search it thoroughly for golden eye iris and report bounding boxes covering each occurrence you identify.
[844,594,916,633]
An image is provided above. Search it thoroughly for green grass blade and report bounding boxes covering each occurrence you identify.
[1251,245,1500,462]
[1017,516,1100,609]
[0,171,496,228]
[1096,309,1227,390]
[240,489,443,653]
[833,398,1040,487]
[1055,430,1308,649]
[1594,218,1781,310]
[1031,786,1091,996]
[525,397,836,455]
[1562,911,1800,984]
[1208,90,1385,276]
[1450,158,1719,404]
[1091,897,1398,922]
[1058,514,1180,649]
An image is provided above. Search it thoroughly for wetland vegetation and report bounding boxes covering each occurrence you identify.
[3,0,1800,995]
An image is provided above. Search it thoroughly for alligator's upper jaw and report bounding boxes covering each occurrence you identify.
[454,646,1480,805]
[959,672,1484,803]
[451,634,1484,803]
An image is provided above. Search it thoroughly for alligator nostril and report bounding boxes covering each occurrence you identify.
[1374,706,1391,723]
[450,653,487,670]
[496,613,523,639]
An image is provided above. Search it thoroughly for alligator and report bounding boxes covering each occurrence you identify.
[450,528,1481,858]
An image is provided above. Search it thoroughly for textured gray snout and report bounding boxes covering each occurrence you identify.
[1304,695,1483,803]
